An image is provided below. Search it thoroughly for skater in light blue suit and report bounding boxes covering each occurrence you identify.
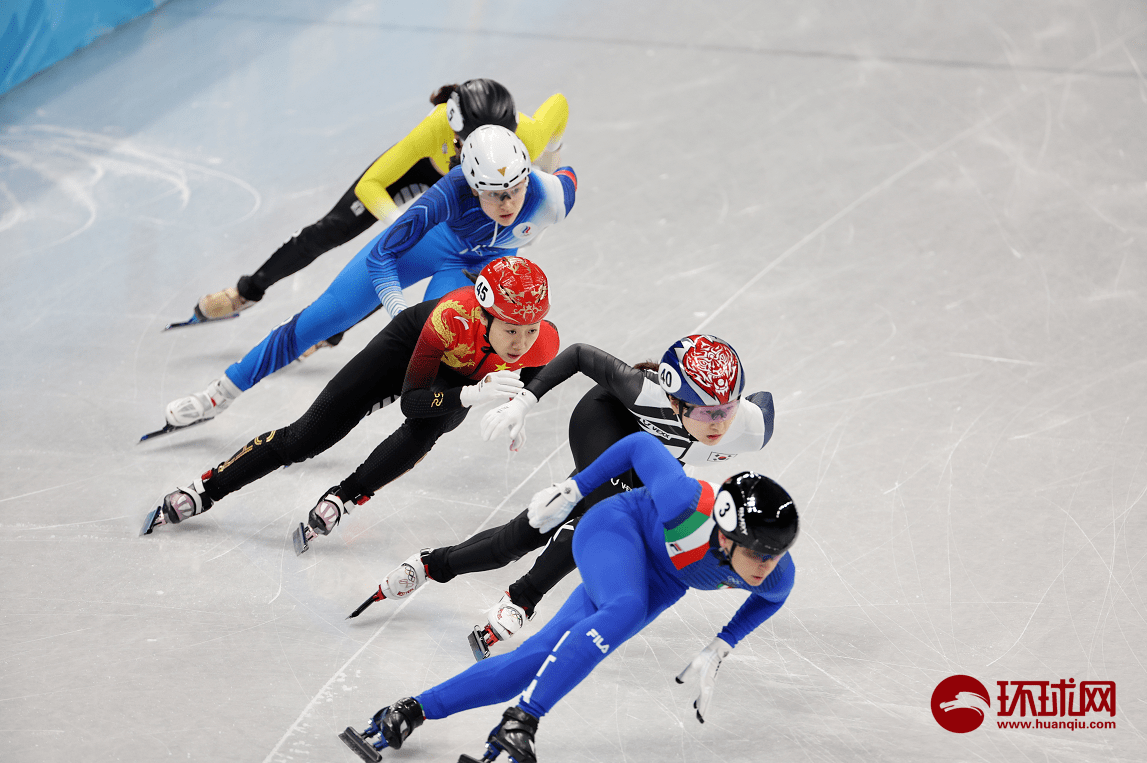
[162,126,576,431]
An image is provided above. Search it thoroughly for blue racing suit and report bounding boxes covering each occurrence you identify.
[222,165,576,391]
[415,431,795,720]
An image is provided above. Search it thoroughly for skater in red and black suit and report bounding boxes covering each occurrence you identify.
[141,256,560,554]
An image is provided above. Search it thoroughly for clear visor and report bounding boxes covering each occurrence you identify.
[478,178,527,202]
[681,398,740,422]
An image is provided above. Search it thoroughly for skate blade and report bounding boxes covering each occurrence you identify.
[140,507,165,536]
[347,586,385,619]
[338,728,383,763]
[138,418,211,442]
[292,522,313,556]
[164,313,241,330]
[468,626,492,662]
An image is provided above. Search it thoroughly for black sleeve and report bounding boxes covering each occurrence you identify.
[522,343,646,403]
[399,373,468,418]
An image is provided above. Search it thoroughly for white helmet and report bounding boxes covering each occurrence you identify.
[460,125,531,191]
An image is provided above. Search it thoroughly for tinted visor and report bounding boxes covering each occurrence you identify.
[681,398,740,422]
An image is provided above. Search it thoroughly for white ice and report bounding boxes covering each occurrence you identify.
[1,1,1144,762]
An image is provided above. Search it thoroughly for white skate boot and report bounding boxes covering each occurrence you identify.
[468,594,533,661]
[141,476,213,535]
[165,376,242,427]
[382,550,431,599]
[196,286,253,321]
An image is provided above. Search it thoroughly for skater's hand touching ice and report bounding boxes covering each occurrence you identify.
[675,636,733,723]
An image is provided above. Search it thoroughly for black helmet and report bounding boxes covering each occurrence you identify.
[714,472,799,556]
[446,78,517,140]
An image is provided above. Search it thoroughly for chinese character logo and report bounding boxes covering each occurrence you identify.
[931,675,991,733]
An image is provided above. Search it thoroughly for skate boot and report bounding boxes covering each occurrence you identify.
[383,549,431,598]
[345,551,430,618]
[195,286,254,321]
[468,594,534,661]
[338,697,425,762]
[292,486,370,555]
[141,474,213,535]
[164,376,242,428]
[459,706,539,763]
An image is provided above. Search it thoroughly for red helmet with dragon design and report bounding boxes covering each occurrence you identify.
[474,256,550,325]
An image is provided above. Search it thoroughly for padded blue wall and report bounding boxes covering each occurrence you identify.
[2,0,169,95]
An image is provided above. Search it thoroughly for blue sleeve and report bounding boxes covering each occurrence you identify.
[366,176,456,315]
[554,167,576,216]
[572,432,698,524]
[717,554,795,647]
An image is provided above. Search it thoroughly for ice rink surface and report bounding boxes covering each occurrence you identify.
[2,1,1145,761]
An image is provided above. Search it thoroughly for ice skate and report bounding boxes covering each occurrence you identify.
[345,550,430,618]
[292,487,368,555]
[458,706,539,763]
[141,477,212,535]
[197,286,253,320]
[468,594,533,662]
[164,376,242,428]
[164,287,252,330]
[338,697,424,762]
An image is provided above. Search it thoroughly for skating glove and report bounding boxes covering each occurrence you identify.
[480,391,537,451]
[526,478,583,533]
[675,636,733,723]
[459,370,524,408]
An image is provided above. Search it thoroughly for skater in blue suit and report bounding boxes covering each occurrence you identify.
[337,431,799,763]
[162,125,577,431]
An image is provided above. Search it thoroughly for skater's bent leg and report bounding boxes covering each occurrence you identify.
[416,585,597,720]
[505,472,636,612]
[346,407,469,496]
[517,506,677,718]
[205,354,392,502]
[224,242,387,391]
[239,181,378,300]
[424,510,545,584]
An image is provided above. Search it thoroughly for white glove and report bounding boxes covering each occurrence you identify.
[675,636,733,723]
[481,391,537,451]
[459,369,523,408]
[527,478,583,533]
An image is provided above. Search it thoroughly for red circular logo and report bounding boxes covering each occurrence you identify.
[931,675,990,733]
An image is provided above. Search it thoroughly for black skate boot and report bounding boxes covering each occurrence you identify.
[338,697,424,762]
[141,474,214,535]
[459,706,539,763]
[292,486,370,555]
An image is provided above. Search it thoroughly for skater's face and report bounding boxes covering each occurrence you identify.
[719,533,783,586]
[485,317,542,364]
[670,398,737,445]
[475,176,529,227]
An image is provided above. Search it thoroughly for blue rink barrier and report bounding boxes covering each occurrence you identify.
[2,0,171,95]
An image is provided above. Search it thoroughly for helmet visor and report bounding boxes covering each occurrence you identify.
[477,178,528,202]
[681,398,740,422]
